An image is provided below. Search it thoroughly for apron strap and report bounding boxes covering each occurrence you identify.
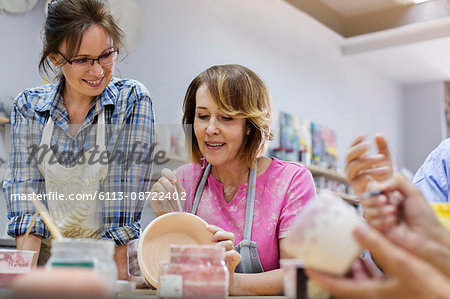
[191,161,263,273]
[40,105,106,147]
[242,165,257,241]
[40,115,54,146]
[235,162,264,274]
[96,109,105,147]
[191,162,257,237]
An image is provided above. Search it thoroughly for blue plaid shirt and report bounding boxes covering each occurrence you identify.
[3,77,155,245]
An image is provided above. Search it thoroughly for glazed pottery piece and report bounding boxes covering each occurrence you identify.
[138,212,215,288]
[283,192,364,275]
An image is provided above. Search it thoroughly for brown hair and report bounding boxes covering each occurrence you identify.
[182,64,274,169]
[39,0,124,80]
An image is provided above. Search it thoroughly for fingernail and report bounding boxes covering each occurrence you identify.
[355,225,368,238]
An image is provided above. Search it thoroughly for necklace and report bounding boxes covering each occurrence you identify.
[223,184,238,198]
[211,166,249,202]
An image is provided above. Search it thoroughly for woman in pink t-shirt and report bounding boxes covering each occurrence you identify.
[151,64,316,295]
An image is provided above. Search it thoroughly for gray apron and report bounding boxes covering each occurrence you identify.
[191,163,264,273]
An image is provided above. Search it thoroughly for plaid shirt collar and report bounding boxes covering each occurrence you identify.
[33,78,119,132]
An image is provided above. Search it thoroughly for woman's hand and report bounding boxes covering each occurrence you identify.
[206,224,241,294]
[346,134,393,195]
[150,168,186,216]
[207,224,235,251]
[306,225,450,299]
[361,190,399,233]
[364,174,450,278]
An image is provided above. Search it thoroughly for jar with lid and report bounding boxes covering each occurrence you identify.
[159,245,228,299]
[46,238,117,292]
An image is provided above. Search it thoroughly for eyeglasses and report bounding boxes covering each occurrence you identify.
[57,49,119,71]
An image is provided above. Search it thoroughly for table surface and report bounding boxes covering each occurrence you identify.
[117,289,286,298]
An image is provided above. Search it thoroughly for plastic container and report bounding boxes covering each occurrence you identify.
[0,249,35,288]
[158,245,228,299]
[280,259,307,299]
[430,203,450,230]
[115,280,136,292]
[46,238,117,291]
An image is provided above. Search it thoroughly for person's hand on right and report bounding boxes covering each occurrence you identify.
[306,225,450,299]
[364,174,443,237]
[150,168,186,216]
[363,174,450,278]
[345,134,393,195]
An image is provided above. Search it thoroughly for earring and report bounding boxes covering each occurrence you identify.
[246,129,251,135]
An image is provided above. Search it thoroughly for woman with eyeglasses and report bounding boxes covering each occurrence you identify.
[3,0,154,286]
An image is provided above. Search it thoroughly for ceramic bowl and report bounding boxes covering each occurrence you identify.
[138,212,215,288]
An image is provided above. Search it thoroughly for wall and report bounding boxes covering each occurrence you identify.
[403,82,446,173]
[121,0,405,169]
[0,0,409,234]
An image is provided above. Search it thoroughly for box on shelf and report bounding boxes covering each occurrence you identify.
[278,112,312,165]
[277,112,336,169]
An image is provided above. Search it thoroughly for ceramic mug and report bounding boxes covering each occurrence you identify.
[283,191,364,275]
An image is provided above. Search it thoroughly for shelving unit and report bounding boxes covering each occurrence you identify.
[304,164,348,185]
[150,155,358,204]
[0,117,9,125]
[0,117,9,132]
[316,188,358,205]
[291,162,357,205]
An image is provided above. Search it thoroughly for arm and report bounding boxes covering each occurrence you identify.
[3,93,49,244]
[15,234,42,267]
[114,244,128,280]
[101,86,154,284]
[114,244,149,287]
[231,270,284,296]
[345,134,393,195]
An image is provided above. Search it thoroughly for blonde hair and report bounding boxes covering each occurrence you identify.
[182,64,274,168]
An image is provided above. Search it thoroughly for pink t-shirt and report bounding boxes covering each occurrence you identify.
[177,158,316,271]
